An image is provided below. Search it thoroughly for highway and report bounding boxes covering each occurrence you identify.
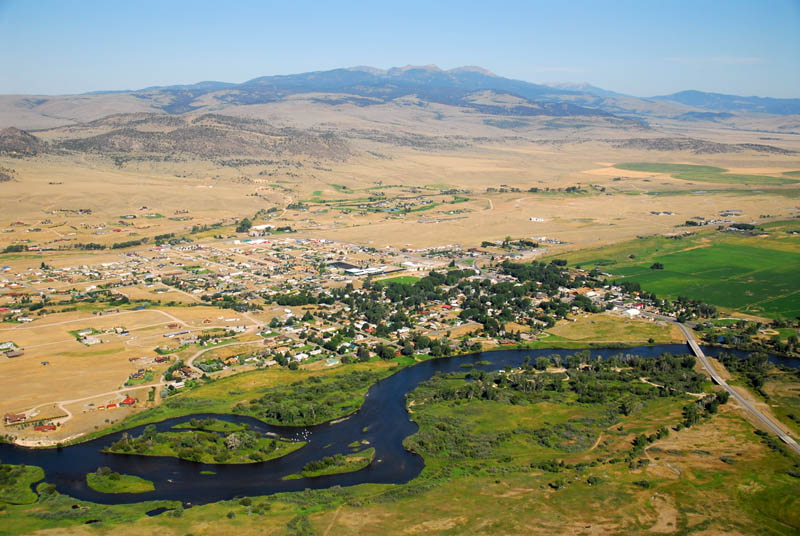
[674,321,800,457]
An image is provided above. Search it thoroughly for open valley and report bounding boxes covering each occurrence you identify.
[1,4,799,534]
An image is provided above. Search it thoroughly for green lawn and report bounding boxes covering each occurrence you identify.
[615,162,798,186]
[86,471,154,494]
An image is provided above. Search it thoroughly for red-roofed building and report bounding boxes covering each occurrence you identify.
[34,424,56,432]
[120,397,136,406]
[4,413,26,424]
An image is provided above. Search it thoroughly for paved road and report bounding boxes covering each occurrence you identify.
[674,322,800,457]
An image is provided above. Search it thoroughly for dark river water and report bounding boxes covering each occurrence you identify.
[0,344,795,505]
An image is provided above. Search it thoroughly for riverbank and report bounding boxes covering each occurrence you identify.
[1,344,798,535]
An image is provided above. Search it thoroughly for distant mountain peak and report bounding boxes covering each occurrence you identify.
[346,66,387,75]
[447,66,496,76]
[387,64,444,75]
[544,82,626,98]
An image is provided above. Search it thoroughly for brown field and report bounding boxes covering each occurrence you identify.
[0,304,258,420]
[2,104,800,253]
[548,313,684,344]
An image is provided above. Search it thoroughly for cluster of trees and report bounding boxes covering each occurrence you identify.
[239,370,384,426]
[93,466,121,480]
[716,352,770,398]
[322,260,591,342]
[163,360,185,381]
[201,292,263,312]
[108,424,281,464]
[407,350,733,477]
[111,238,146,249]
[699,320,799,357]
[154,233,175,245]
[235,218,252,233]
[303,453,347,473]
[72,242,106,250]
[190,222,223,234]
[411,351,709,425]
[0,462,28,488]
[404,413,509,460]
[680,392,729,429]
[299,450,373,476]
[398,333,456,358]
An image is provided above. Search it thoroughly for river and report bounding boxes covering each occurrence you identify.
[0,343,794,505]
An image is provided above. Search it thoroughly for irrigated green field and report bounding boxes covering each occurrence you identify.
[615,163,799,185]
[558,223,800,319]
[376,275,421,285]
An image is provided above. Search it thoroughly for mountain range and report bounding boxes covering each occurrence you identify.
[1,65,798,133]
[122,64,800,116]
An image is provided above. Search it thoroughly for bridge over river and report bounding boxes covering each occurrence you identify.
[675,322,800,457]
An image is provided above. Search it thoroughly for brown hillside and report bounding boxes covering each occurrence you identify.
[0,126,44,156]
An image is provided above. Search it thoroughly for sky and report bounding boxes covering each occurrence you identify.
[1,0,798,97]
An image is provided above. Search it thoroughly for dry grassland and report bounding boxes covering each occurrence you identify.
[0,305,256,418]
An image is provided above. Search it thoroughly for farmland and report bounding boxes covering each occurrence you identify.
[615,162,799,185]
[555,224,800,319]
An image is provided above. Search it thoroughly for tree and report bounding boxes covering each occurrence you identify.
[236,218,252,233]
[376,344,395,360]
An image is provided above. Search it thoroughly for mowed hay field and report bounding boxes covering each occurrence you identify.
[556,222,800,319]
[614,162,800,185]
[547,313,684,344]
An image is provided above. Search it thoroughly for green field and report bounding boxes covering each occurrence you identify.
[558,227,800,319]
[86,470,154,494]
[376,275,421,285]
[615,162,798,185]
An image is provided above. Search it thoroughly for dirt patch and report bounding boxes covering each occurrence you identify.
[648,494,678,533]
[403,516,466,534]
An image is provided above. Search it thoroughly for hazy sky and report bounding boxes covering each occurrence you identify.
[1,0,798,97]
